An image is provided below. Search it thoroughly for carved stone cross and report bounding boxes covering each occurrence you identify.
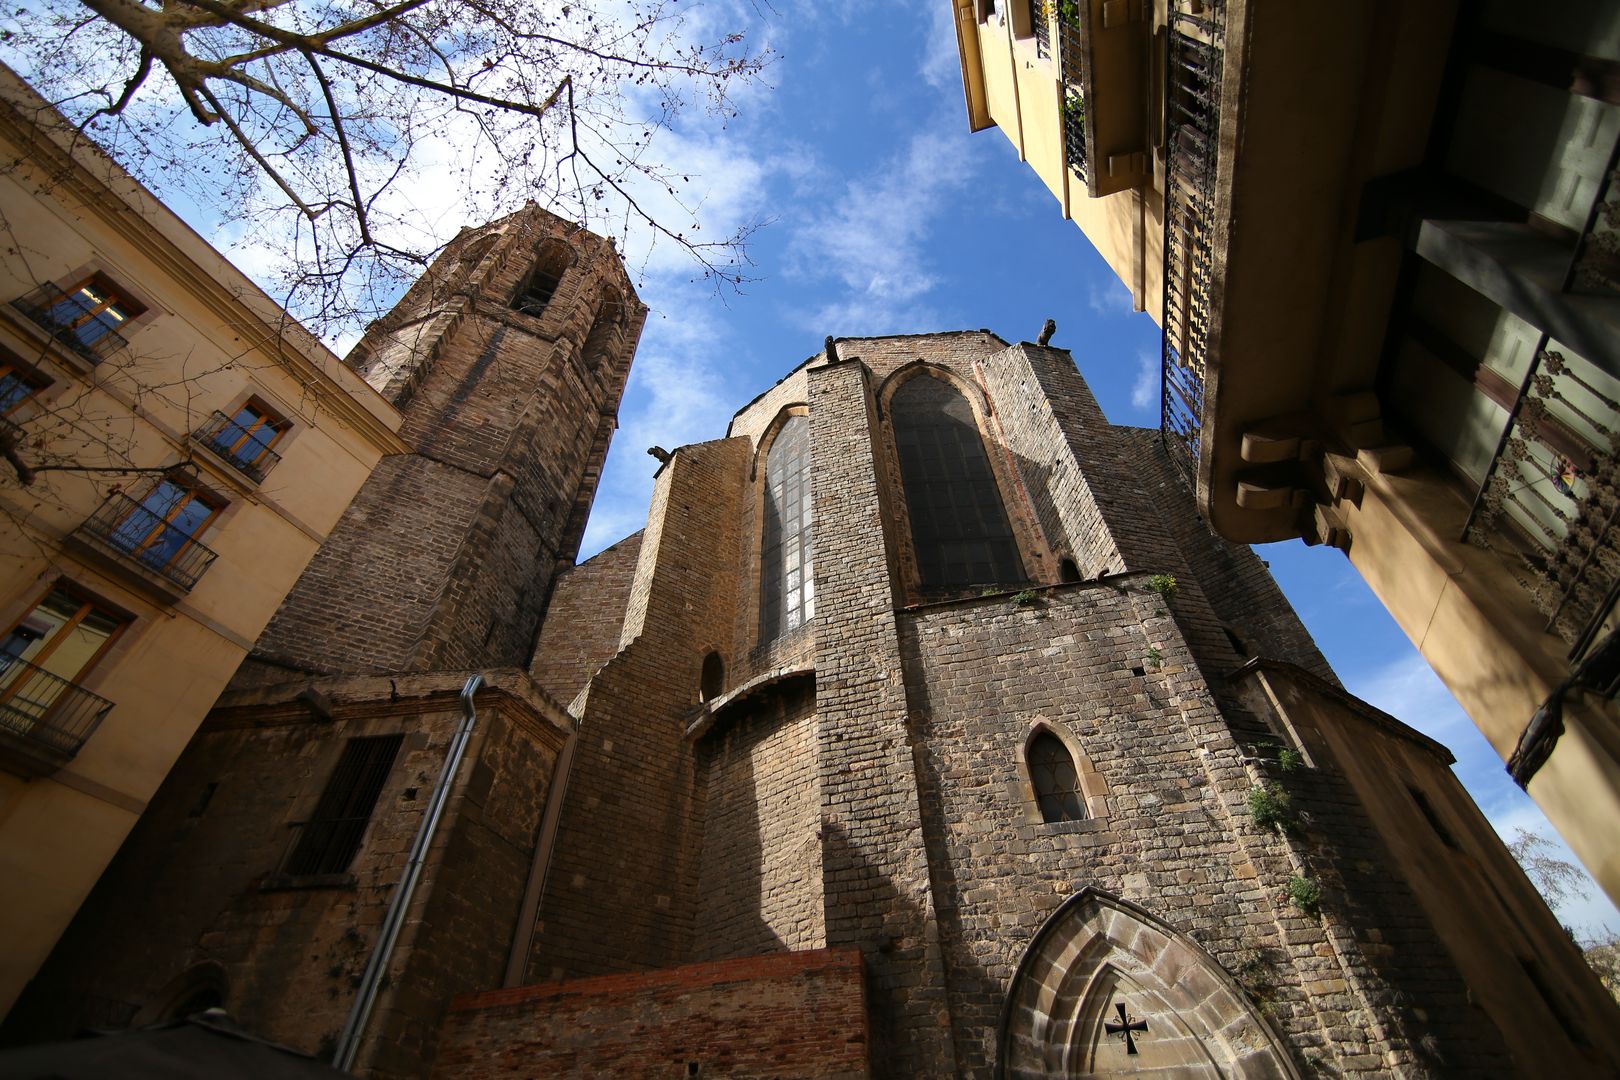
[1104,1001,1148,1055]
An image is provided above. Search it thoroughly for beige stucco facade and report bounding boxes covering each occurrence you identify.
[0,68,406,1014]
[955,0,1620,904]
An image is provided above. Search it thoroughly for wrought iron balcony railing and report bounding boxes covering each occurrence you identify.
[1031,0,1052,60]
[192,411,282,483]
[73,492,219,593]
[1160,0,1225,482]
[0,653,114,776]
[1057,2,1088,186]
[1463,347,1619,656]
[10,282,131,364]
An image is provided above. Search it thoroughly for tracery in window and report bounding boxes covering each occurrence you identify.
[891,375,1023,588]
[1028,730,1085,823]
[760,414,812,640]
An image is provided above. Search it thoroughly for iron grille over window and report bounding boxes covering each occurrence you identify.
[1029,731,1085,823]
[892,376,1024,588]
[761,414,813,640]
[285,734,402,877]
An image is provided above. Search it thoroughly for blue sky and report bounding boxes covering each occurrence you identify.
[566,2,1619,935]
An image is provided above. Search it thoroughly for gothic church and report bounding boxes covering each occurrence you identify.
[12,209,1620,1078]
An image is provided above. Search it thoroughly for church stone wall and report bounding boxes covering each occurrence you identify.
[898,579,1527,1075]
[11,674,568,1080]
[693,681,824,961]
[529,530,644,706]
[807,357,959,1076]
[524,437,750,983]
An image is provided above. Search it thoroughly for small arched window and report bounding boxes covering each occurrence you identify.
[700,651,724,702]
[761,414,813,640]
[1059,557,1081,583]
[1028,731,1085,823]
[511,239,573,318]
[891,375,1023,588]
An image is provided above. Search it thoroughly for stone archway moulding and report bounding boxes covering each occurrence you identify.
[997,888,1300,1079]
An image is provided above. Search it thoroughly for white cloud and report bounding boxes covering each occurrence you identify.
[1129,349,1157,412]
[784,125,973,335]
[578,288,736,557]
[919,0,962,91]
[1086,273,1133,318]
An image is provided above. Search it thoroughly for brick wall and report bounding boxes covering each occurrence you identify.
[248,207,645,678]
[523,437,750,983]
[806,357,957,1076]
[10,673,568,1080]
[529,530,644,706]
[431,948,869,1079]
[693,679,824,960]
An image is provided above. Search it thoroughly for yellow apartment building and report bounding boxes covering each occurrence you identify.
[953,0,1620,901]
[0,67,407,1014]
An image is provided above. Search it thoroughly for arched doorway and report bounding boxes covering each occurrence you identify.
[998,889,1298,1078]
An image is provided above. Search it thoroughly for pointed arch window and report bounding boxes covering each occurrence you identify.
[511,239,572,318]
[891,375,1023,587]
[1028,730,1085,823]
[761,414,813,640]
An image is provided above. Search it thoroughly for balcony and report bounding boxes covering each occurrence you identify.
[192,411,282,484]
[1464,345,1620,660]
[68,493,218,602]
[0,654,114,778]
[1055,0,1150,197]
[1159,0,1225,482]
[10,282,132,365]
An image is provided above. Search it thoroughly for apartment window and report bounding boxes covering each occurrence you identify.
[0,358,49,416]
[891,375,1024,588]
[0,586,123,755]
[285,734,403,877]
[196,399,288,481]
[1028,731,1085,823]
[19,274,145,359]
[760,414,813,640]
[108,479,223,578]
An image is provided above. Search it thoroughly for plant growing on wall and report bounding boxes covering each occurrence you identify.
[1285,874,1322,917]
[1147,574,1178,602]
[1246,784,1296,834]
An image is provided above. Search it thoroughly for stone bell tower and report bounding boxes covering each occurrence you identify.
[244,206,646,678]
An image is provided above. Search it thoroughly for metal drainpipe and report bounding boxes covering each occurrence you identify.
[332,672,485,1072]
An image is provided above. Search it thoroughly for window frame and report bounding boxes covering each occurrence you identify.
[759,410,815,642]
[198,396,290,478]
[0,583,129,692]
[0,353,51,417]
[111,478,225,575]
[1013,722,1109,831]
[887,372,1027,590]
[15,272,149,362]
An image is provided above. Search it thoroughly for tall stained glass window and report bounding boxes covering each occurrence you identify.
[892,375,1023,587]
[760,414,813,640]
